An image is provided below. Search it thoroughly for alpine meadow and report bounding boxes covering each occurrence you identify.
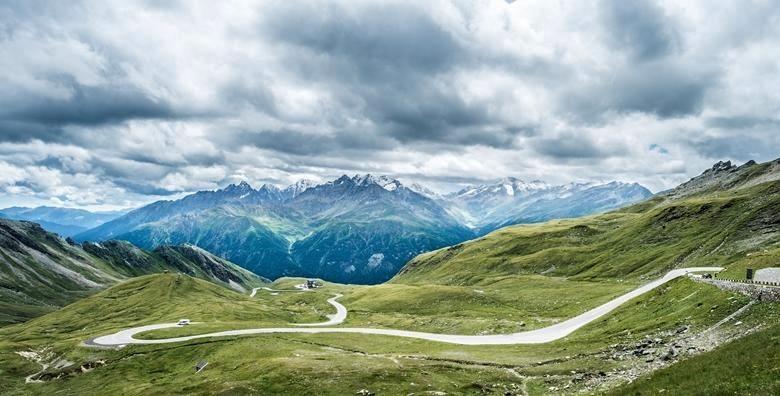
[0,1,778,395]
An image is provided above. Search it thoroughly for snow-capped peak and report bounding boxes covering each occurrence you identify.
[259,184,281,192]
[223,180,255,194]
[408,183,441,199]
[284,179,319,198]
[452,177,551,199]
[351,174,403,191]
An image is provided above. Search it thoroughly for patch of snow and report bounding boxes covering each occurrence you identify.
[408,183,441,199]
[367,253,385,268]
[284,179,320,198]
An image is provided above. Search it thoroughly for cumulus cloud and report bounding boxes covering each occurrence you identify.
[0,0,778,209]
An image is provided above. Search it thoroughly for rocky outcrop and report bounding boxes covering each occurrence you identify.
[663,158,780,198]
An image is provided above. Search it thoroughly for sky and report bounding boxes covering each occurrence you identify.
[1,0,779,211]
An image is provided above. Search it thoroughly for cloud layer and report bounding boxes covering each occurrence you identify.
[0,0,779,209]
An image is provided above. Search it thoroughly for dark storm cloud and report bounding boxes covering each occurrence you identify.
[569,0,713,122]
[110,179,182,196]
[563,62,714,121]
[600,0,679,61]
[0,3,189,143]
[223,129,397,156]
[705,116,780,130]
[0,1,778,208]
[260,2,464,78]
[532,132,627,160]
[685,134,779,162]
[219,77,279,116]
[3,79,176,128]
[0,121,67,143]
[256,1,522,148]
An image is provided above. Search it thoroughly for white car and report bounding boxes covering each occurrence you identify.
[177,319,191,326]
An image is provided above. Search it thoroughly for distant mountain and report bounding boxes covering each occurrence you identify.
[0,206,125,237]
[282,179,318,199]
[284,175,473,283]
[443,178,652,234]
[75,174,650,284]
[395,158,780,286]
[77,175,473,283]
[0,218,264,325]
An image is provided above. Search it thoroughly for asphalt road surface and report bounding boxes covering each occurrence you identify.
[86,267,722,347]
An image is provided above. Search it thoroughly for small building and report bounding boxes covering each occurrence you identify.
[195,360,208,373]
[306,279,321,289]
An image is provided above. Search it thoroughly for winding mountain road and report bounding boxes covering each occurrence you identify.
[86,267,722,347]
[249,286,310,297]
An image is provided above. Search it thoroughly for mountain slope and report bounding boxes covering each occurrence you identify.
[75,174,649,284]
[395,158,780,285]
[444,178,652,233]
[286,175,473,283]
[0,219,265,325]
[113,207,298,279]
[76,175,475,284]
[610,319,780,395]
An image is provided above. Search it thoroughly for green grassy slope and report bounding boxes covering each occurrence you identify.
[2,160,779,394]
[0,273,771,395]
[395,179,780,285]
[610,320,780,395]
[0,219,265,326]
[340,276,634,334]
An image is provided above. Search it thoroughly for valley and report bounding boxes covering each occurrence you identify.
[70,175,650,284]
[2,2,778,393]
[1,159,779,395]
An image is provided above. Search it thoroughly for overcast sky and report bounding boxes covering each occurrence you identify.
[1,0,779,210]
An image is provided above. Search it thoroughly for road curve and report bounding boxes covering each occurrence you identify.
[87,267,722,347]
[249,286,310,297]
[293,294,347,327]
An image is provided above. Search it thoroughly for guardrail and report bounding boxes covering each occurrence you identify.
[712,278,780,287]
[691,276,780,301]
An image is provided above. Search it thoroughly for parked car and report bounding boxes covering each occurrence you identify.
[178,319,191,325]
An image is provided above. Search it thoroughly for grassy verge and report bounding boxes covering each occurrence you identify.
[610,312,780,395]
[0,273,772,395]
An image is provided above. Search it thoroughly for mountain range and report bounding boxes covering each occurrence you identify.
[440,177,652,233]
[396,157,780,285]
[0,206,125,237]
[74,174,651,283]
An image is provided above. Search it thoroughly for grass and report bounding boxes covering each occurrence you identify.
[0,220,266,326]
[610,314,780,395]
[0,272,771,395]
[340,276,635,334]
[3,178,780,394]
[396,181,780,286]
